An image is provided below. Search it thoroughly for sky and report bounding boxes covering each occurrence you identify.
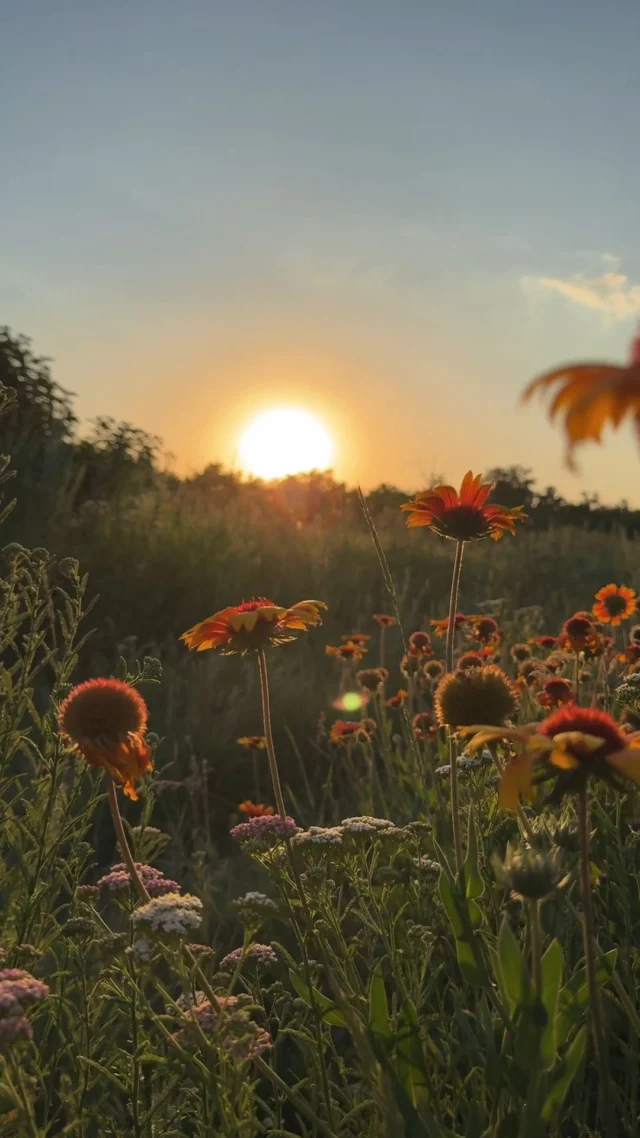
[2,0,640,501]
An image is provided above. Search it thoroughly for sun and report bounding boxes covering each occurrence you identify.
[238,407,334,479]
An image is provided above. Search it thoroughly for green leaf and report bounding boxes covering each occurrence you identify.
[289,969,348,1028]
[496,916,525,1015]
[540,939,564,1064]
[457,936,484,987]
[439,871,464,937]
[462,811,484,900]
[556,948,617,1046]
[76,1056,128,1095]
[368,963,391,1038]
[541,1027,587,1121]
[396,1000,428,1108]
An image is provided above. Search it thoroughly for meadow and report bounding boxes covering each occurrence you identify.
[4,326,640,1136]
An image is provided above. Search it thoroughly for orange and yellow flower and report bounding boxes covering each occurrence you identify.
[237,736,267,750]
[330,719,376,744]
[326,641,367,662]
[402,471,526,542]
[592,584,637,626]
[181,598,326,655]
[373,613,397,628]
[342,633,370,645]
[522,332,640,468]
[466,705,640,809]
[431,613,467,638]
[559,614,598,653]
[238,801,274,817]
[467,615,501,645]
[535,677,574,710]
[408,631,432,658]
[58,678,152,800]
[386,689,409,709]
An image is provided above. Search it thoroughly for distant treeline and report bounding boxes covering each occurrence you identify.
[2,324,639,537]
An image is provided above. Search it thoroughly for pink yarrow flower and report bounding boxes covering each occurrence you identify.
[229,815,299,844]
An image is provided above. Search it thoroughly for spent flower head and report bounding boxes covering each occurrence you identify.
[58,678,152,800]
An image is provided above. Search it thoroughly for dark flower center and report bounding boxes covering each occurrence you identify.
[603,593,628,617]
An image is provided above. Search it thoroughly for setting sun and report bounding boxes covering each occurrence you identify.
[238,407,334,480]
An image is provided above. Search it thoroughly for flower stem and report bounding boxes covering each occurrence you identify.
[105,773,150,904]
[258,647,288,820]
[577,786,615,1134]
[446,540,465,873]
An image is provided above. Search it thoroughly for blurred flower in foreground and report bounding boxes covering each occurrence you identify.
[592,583,637,626]
[181,598,326,655]
[467,704,640,809]
[238,801,274,818]
[435,665,518,728]
[522,330,640,467]
[402,471,526,542]
[58,678,152,800]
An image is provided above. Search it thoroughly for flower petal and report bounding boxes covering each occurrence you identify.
[606,749,640,783]
[499,754,535,810]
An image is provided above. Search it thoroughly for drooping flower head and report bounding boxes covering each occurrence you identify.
[372,613,397,628]
[468,704,640,808]
[431,613,467,638]
[181,598,326,655]
[529,635,559,651]
[356,667,389,692]
[468,615,501,645]
[510,643,531,663]
[58,679,152,800]
[386,689,408,709]
[435,665,518,728]
[592,584,637,626]
[412,711,435,741]
[536,677,574,710]
[326,641,367,662]
[238,801,274,818]
[424,659,445,681]
[522,331,640,468]
[237,736,267,750]
[408,631,432,658]
[402,471,526,542]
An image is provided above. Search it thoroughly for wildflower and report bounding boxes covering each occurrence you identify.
[431,613,467,637]
[386,689,408,709]
[468,704,640,808]
[616,673,640,715]
[457,651,484,670]
[238,801,274,818]
[560,614,598,653]
[522,330,640,467]
[330,719,375,743]
[326,642,367,662]
[75,884,99,900]
[181,598,326,655]
[128,938,154,963]
[0,1017,33,1050]
[292,825,344,846]
[188,943,215,958]
[619,645,640,669]
[219,943,278,971]
[0,970,49,1015]
[62,917,95,939]
[373,613,397,627]
[132,893,203,936]
[544,654,566,674]
[592,584,637,626]
[468,615,500,644]
[536,677,574,710]
[518,659,546,688]
[232,892,278,918]
[341,816,394,833]
[494,845,567,901]
[530,635,559,651]
[402,471,526,542]
[58,678,152,800]
[408,631,432,658]
[357,667,389,692]
[435,665,518,728]
[342,633,370,645]
[424,659,445,681]
[412,711,435,741]
[98,863,180,897]
[237,736,267,750]
[510,643,531,663]
[174,994,271,1059]
[435,758,482,777]
[631,624,640,645]
[229,815,299,844]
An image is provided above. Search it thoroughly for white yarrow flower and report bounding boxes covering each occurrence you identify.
[132,892,203,936]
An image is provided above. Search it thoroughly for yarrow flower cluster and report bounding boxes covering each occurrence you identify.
[292,825,344,846]
[98,863,180,897]
[340,816,394,834]
[173,993,271,1060]
[218,943,278,971]
[232,892,279,918]
[229,815,299,844]
[0,969,49,1051]
[132,893,203,937]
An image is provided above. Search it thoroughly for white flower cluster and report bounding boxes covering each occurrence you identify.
[341,816,394,834]
[132,892,203,936]
[292,825,344,846]
[128,937,154,963]
[232,892,278,914]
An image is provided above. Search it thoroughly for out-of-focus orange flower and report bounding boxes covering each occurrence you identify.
[529,635,559,651]
[536,677,574,710]
[326,641,367,662]
[618,644,640,668]
[431,613,467,638]
[237,735,267,750]
[522,332,640,468]
[457,651,484,670]
[592,584,637,626]
[356,667,389,692]
[518,659,547,688]
[412,711,436,741]
[559,614,598,653]
[373,614,397,627]
[341,633,370,645]
[467,615,501,645]
[467,705,640,809]
[386,689,409,709]
[408,631,432,658]
[402,471,526,542]
[510,643,531,663]
[58,678,152,800]
[181,598,326,655]
[544,654,566,674]
[330,719,376,744]
[238,801,274,817]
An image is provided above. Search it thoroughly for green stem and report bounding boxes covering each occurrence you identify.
[257,647,288,820]
[577,787,616,1135]
[106,773,150,904]
[529,898,542,1000]
[446,540,465,873]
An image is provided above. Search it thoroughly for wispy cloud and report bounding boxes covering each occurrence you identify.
[529,266,640,318]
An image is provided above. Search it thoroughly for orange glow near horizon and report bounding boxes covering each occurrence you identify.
[237,407,334,479]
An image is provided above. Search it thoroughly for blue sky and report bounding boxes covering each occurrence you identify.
[2,0,640,499]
